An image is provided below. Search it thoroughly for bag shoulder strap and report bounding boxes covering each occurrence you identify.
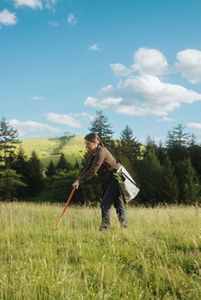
[121,171,136,185]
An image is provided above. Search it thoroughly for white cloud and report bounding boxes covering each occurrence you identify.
[110,63,133,77]
[99,85,114,96]
[187,122,201,130]
[73,112,94,122]
[110,48,168,77]
[31,95,44,101]
[89,43,102,52]
[84,47,201,118]
[158,116,175,122]
[85,97,122,109]
[175,49,201,83]
[45,0,57,11]
[48,21,59,27]
[133,48,168,75]
[14,0,43,9]
[84,74,201,116]
[9,119,61,136]
[67,13,77,26]
[14,0,58,10]
[0,9,17,26]
[45,112,81,128]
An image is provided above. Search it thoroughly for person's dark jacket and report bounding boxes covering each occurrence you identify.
[78,145,120,183]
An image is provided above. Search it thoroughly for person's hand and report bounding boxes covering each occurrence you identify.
[72,180,80,189]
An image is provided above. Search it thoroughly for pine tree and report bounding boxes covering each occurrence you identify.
[56,153,71,170]
[89,110,113,146]
[179,158,200,204]
[45,160,56,178]
[157,141,167,165]
[146,136,158,153]
[0,169,26,200]
[160,155,179,203]
[12,145,28,175]
[11,145,29,197]
[138,147,163,204]
[50,170,83,203]
[167,124,191,147]
[166,124,190,163]
[26,151,44,195]
[119,125,141,166]
[0,117,19,169]
[189,143,201,181]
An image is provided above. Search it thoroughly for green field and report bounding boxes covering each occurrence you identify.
[0,203,201,299]
[20,135,85,167]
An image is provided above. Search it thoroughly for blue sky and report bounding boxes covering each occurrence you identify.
[1,0,201,143]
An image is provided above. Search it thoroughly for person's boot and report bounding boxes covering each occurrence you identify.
[120,222,128,229]
[118,215,128,229]
[99,223,109,232]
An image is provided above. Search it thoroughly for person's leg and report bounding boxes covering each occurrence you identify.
[113,179,128,228]
[100,178,118,230]
[114,196,128,228]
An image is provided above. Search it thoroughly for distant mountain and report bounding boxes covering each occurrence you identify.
[20,135,85,167]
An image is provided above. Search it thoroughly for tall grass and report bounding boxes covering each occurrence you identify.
[0,203,200,299]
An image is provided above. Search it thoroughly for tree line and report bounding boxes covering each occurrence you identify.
[0,112,201,205]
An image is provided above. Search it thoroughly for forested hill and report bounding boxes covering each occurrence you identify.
[20,135,85,167]
[1,114,201,205]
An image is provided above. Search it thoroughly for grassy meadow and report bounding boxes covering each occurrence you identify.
[0,203,201,300]
[20,135,85,167]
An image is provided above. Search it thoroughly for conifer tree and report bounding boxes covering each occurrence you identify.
[160,155,179,203]
[167,124,191,147]
[179,158,200,204]
[0,117,19,169]
[166,124,190,162]
[45,160,56,178]
[12,145,28,175]
[56,153,71,170]
[145,136,159,154]
[89,110,113,146]
[189,143,201,180]
[11,145,29,197]
[119,125,141,166]
[26,151,44,195]
[138,147,163,204]
[50,169,83,203]
[157,141,168,165]
[0,169,26,200]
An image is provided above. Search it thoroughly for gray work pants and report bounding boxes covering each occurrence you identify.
[100,177,128,229]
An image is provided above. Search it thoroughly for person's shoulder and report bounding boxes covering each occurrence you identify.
[96,145,106,154]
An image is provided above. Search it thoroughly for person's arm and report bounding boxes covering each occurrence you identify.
[72,154,93,189]
[78,147,105,183]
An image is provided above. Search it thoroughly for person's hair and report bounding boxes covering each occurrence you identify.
[84,133,104,147]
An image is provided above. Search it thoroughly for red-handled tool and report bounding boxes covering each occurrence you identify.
[56,187,76,228]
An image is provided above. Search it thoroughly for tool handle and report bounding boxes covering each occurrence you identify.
[56,187,76,228]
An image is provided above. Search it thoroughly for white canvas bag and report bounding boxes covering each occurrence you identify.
[114,165,140,202]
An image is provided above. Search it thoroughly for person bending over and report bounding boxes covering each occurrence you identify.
[72,133,127,231]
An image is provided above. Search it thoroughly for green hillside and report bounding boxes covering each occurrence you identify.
[19,135,85,167]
